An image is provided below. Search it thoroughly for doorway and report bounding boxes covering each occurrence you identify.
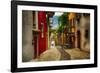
[77,30,81,49]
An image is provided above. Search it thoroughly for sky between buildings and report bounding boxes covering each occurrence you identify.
[51,12,63,29]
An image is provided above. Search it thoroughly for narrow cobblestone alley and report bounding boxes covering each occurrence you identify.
[31,46,90,61]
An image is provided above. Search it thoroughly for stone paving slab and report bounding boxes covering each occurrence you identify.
[30,47,90,62]
[65,48,90,60]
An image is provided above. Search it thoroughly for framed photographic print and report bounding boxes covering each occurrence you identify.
[11,1,97,72]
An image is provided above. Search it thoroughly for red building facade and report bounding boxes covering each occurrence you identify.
[38,11,48,55]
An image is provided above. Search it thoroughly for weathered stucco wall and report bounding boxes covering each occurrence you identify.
[79,14,90,52]
[22,11,34,62]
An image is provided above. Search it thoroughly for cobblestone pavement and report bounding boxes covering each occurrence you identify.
[65,48,90,60]
[57,46,71,60]
[31,46,90,61]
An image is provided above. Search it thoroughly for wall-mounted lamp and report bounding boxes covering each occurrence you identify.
[41,22,44,38]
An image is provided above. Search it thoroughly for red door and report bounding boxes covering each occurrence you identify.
[38,11,48,55]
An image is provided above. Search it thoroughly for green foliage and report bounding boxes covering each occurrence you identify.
[49,29,56,33]
[57,13,69,33]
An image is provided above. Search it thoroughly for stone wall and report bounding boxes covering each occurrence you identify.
[22,11,34,62]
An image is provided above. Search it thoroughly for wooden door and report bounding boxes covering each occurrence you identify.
[77,30,81,49]
[33,35,38,58]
